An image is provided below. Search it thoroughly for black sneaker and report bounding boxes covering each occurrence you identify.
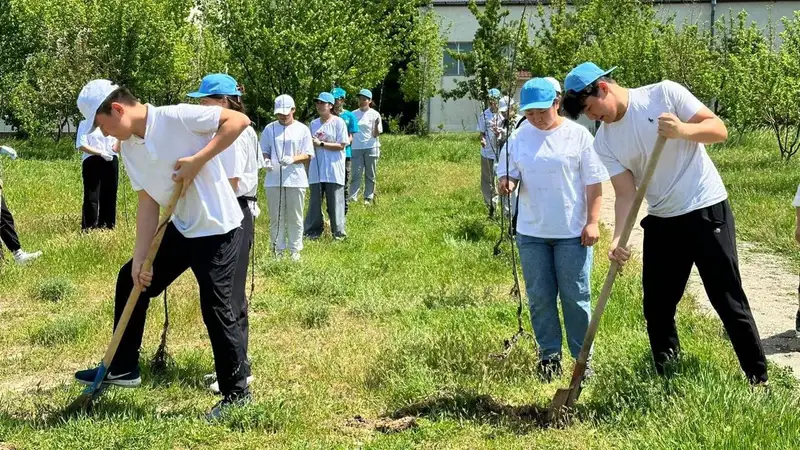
[538,359,562,383]
[75,366,141,388]
[206,391,253,421]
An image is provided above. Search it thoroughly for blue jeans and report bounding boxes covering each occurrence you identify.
[516,235,592,360]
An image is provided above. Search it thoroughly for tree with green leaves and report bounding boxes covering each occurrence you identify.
[442,0,529,109]
[200,0,419,127]
[399,4,449,135]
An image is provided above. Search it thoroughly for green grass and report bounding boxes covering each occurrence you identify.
[0,133,799,449]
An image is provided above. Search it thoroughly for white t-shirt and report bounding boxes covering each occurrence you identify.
[497,119,610,239]
[477,107,501,159]
[223,126,263,198]
[792,185,800,208]
[593,80,727,218]
[308,116,349,185]
[260,121,315,188]
[76,119,117,162]
[351,108,383,151]
[120,104,243,238]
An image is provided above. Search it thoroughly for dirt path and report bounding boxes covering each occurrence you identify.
[598,181,800,378]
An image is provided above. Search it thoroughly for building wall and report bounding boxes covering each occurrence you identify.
[429,1,800,132]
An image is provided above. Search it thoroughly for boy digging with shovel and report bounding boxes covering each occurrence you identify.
[74,79,253,420]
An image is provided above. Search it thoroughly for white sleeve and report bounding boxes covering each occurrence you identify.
[477,112,486,133]
[336,118,349,145]
[579,132,610,186]
[593,131,627,178]
[76,120,89,149]
[176,104,223,136]
[793,184,800,208]
[219,144,236,178]
[663,80,706,123]
[496,136,520,180]
[260,125,273,158]
[302,127,315,156]
[374,110,383,134]
[232,135,248,179]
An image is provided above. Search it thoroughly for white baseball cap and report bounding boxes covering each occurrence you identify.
[274,94,295,115]
[498,95,515,112]
[77,79,119,132]
[545,77,562,94]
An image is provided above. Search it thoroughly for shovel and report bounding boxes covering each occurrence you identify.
[66,183,182,413]
[547,136,667,423]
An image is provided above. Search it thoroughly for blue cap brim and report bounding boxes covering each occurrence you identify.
[520,100,555,111]
[187,92,211,98]
[315,97,333,104]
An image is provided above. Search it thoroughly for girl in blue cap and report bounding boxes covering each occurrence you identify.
[349,89,383,206]
[305,92,349,239]
[189,73,263,394]
[497,78,609,381]
[331,88,359,214]
[561,61,768,386]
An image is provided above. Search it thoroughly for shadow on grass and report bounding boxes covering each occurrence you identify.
[386,388,550,433]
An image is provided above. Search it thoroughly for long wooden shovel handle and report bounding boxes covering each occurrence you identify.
[568,136,668,386]
[100,184,183,369]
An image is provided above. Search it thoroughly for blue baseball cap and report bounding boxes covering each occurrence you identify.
[315,92,335,105]
[358,89,373,99]
[187,73,242,98]
[564,62,616,93]
[519,78,557,111]
[488,88,502,99]
[332,87,347,99]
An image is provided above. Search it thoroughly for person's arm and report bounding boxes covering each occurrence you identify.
[658,108,728,144]
[173,108,251,196]
[371,111,383,138]
[608,170,635,265]
[131,190,160,290]
[496,140,520,194]
[658,80,728,145]
[79,145,104,157]
[581,183,602,247]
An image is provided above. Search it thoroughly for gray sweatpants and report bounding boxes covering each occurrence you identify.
[481,155,497,208]
[266,186,306,253]
[349,147,379,201]
[305,183,346,238]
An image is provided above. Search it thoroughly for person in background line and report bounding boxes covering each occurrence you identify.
[348,89,383,207]
[188,73,264,394]
[305,92,349,239]
[261,94,314,261]
[0,146,42,265]
[477,88,502,218]
[76,118,119,231]
[331,88,359,215]
[498,78,609,381]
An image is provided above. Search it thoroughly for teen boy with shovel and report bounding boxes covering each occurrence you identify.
[562,62,768,386]
[73,79,253,420]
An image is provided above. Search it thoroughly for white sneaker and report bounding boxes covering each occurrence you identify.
[290,252,301,262]
[14,250,42,265]
[209,375,254,394]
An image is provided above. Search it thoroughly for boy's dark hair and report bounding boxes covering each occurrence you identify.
[207,95,247,114]
[96,87,138,116]
[562,76,614,120]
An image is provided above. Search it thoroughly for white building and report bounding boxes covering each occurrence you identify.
[429,0,800,133]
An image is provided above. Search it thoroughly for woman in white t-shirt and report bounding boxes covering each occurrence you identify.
[497,78,609,381]
[348,89,383,206]
[189,73,264,393]
[261,94,314,261]
[76,119,119,231]
[305,92,349,239]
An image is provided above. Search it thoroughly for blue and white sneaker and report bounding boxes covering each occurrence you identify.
[75,366,141,388]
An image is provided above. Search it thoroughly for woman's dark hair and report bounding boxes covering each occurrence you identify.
[207,95,247,114]
[562,76,614,120]
[96,87,138,116]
